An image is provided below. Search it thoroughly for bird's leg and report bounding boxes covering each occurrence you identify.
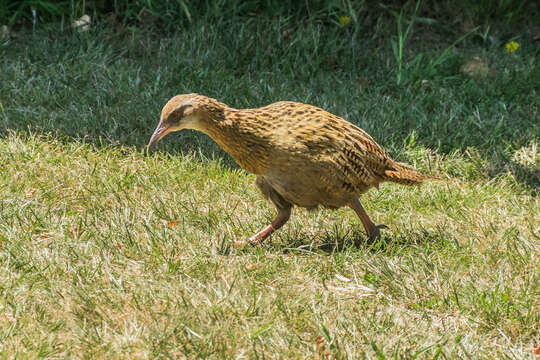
[234,206,291,247]
[347,198,388,240]
[250,207,291,243]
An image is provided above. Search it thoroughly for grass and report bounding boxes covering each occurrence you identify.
[0,13,539,359]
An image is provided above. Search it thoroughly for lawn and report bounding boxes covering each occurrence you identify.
[0,9,538,359]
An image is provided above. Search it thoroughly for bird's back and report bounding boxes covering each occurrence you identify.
[214,100,433,208]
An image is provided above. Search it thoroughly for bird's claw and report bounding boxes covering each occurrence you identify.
[233,239,249,247]
[233,236,262,247]
[367,224,388,241]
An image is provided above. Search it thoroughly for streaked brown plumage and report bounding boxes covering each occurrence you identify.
[148,93,437,245]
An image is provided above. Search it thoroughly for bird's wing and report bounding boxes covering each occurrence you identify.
[338,123,392,188]
[291,111,391,191]
[264,102,392,192]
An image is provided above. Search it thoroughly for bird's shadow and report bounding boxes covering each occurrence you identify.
[284,227,452,255]
[219,225,453,256]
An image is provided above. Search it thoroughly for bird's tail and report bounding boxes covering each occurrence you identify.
[383,161,439,186]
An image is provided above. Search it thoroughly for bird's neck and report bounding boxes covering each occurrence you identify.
[197,100,271,174]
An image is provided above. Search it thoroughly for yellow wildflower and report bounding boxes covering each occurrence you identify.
[505,41,519,53]
[339,16,351,27]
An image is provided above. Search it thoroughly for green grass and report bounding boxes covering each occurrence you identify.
[0,15,539,359]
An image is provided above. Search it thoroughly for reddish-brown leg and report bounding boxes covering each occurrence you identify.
[234,207,291,247]
[347,198,388,240]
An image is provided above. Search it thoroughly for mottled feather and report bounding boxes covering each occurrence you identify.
[159,94,436,209]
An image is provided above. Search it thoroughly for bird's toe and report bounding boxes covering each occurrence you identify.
[233,236,262,247]
[367,224,388,241]
[233,239,249,247]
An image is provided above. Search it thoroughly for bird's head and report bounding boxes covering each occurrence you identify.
[148,93,205,148]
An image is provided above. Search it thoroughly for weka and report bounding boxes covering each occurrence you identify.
[148,94,436,245]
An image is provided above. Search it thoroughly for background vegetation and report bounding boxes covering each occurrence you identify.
[0,0,538,358]
[1,0,538,30]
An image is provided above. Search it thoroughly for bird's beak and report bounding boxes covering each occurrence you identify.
[147,122,171,148]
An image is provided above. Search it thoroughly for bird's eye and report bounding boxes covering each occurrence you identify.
[169,104,193,122]
[182,105,194,117]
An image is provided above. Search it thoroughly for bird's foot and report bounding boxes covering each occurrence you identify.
[233,234,262,248]
[233,207,291,248]
[233,223,276,247]
[366,224,389,241]
[233,239,249,247]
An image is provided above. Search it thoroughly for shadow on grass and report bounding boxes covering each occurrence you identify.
[507,160,540,195]
[219,225,455,256]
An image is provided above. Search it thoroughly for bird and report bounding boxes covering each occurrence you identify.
[148,94,437,246]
